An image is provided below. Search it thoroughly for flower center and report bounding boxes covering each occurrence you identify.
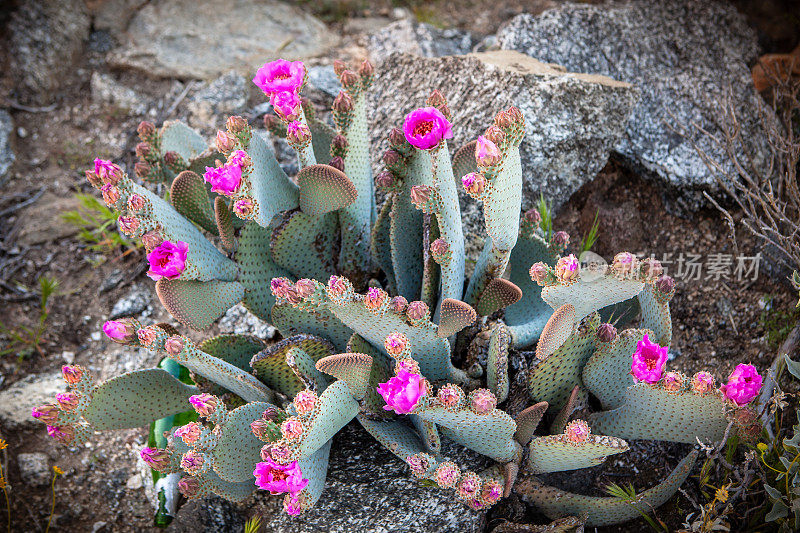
[644,352,658,370]
[413,121,434,137]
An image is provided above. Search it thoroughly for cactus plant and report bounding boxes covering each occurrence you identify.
[32,57,766,529]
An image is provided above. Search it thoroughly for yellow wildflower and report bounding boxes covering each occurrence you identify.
[53,466,64,475]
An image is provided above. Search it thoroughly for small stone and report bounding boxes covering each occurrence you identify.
[109,284,152,319]
[306,65,342,98]
[99,269,125,293]
[187,72,248,129]
[91,72,149,114]
[92,522,108,533]
[0,373,64,428]
[17,452,50,486]
[218,303,276,340]
[61,351,75,364]
[126,473,143,490]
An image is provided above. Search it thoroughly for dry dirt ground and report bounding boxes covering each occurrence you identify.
[0,1,798,533]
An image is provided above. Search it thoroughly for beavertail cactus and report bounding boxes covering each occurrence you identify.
[32,56,765,530]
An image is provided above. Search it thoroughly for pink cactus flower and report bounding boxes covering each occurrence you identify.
[146,240,188,281]
[233,198,254,218]
[461,172,487,195]
[31,404,60,424]
[613,252,637,276]
[178,476,199,497]
[253,59,305,95]
[280,418,305,441]
[227,149,251,168]
[284,494,303,515]
[47,425,75,444]
[189,394,218,417]
[475,135,502,167]
[271,90,302,119]
[691,371,715,394]
[270,277,292,298]
[62,365,84,384]
[555,254,580,282]
[663,371,684,391]
[720,364,763,407]
[364,287,385,310]
[470,388,497,415]
[180,451,204,474]
[203,163,242,195]
[253,458,308,495]
[630,333,668,384]
[175,422,202,445]
[56,392,81,411]
[140,447,171,471]
[377,370,426,414]
[94,158,121,184]
[402,107,453,150]
[103,320,134,343]
[118,215,139,235]
[137,327,157,346]
[437,385,462,409]
[384,332,408,356]
[293,390,318,415]
[433,461,460,488]
[564,420,590,443]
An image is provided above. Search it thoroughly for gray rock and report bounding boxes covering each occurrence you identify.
[497,1,773,212]
[217,303,276,340]
[306,65,342,98]
[370,51,638,262]
[367,18,474,66]
[91,72,149,115]
[109,283,152,319]
[187,72,248,129]
[259,423,487,533]
[172,496,245,533]
[7,0,90,104]
[108,0,339,79]
[0,110,14,181]
[17,452,51,486]
[99,345,161,380]
[90,0,148,34]
[0,373,64,428]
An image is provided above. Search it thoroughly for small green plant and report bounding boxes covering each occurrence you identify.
[759,295,800,349]
[0,276,59,359]
[535,193,553,241]
[604,481,669,532]
[578,209,600,254]
[62,193,141,262]
[45,466,63,533]
[792,271,799,308]
[243,516,262,533]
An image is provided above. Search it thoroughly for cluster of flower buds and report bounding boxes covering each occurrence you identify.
[31,365,93,446]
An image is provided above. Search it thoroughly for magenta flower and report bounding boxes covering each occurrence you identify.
[630,334,668,383]
[402,107,453,150]
[47,425,75,444]
[555,254,580,282]
[203,163,242,195]
[475,135,501,167]
[253,59,305,95]
[175,422,202,445]
[103,320,134,343]
[94,158,120,184]
[62,365,84,384]
[146,240,188,281]
[140,447,171,471]
[376,369,426,414]
[189,393,218,417]
[253,458,308,495]
[31,404,60,424]
[720,364,763,406]
[271,90,301,119]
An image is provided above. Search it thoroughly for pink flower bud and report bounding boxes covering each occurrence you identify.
[656,275,675,294]
[286,121,311,145]
[141,230,164,250]
[216,130,236,152]
[389,296,408,314]
[405,453,432,477]
[433,462,460,488]
[56,391,81,411]
[103,320,136,344]
[640,257,663,279]
[691,371,715,394]
[529,262,549,284]
[178,476,200,498]
[189,393,218,417]
[482,480,503,503]
[101,183,120,206]
[251,419,277,441]
[293,390,318,415]
[233,198,255,218]
[406,301,429,321]
[331,134,348,151]
[332,91,354,114]
[364,287,386,310]
[375,171,395,188]
[137,327,157,346]
[430,238,450,262]
[127,194,146,212]
[494,110,513,129]
[333,60,346,77]
[267,444,292,464]
[612,252,638,276]
[388,127,406,148]
[475,135,502,167]
[720,364,762,407]
[597,323,617,343]
[180,450,204,473]
[226,115,248,133]
[284,493,305,516]
[564,419,590,443]
[94,158,122,184]
[271,277,291,298]
[328,156,344,172]
[395,357,420,375]
[118,215,139,235]
[663,371,683,391]
[340,69,359,90]
[484,125,506,146]
[327,275,346,297]
[281,417,305,441]
[427,90,448,111]
[62,365,84,384]
[409,185,432,207]
[141,447,171,471]
[523,208,541,226]
[384,332,408,356]
[555,254,580,282]
[47,425,75,444]
[437,384,463,409]
[469,388,497,415]
[358,59,374,80]
[552,231,570,248]
[31,404,60,424]
[165,151,181,166]
[135,142,151,158]
[85,169,103,188]
[164,336,184,356]
[134,161,151,178]
[175,422,202,445]
[137,121,156,139]
[294,279,315,299]
[457,472,481,500]
[461,172,486,195]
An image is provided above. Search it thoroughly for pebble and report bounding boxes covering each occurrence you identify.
[17,452,51,486]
